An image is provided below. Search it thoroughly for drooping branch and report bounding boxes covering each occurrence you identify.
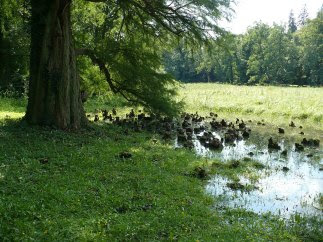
[76,48,148,107]
[76,48,118,93]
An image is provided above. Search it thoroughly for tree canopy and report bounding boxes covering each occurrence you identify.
[72,0,232,115]
[0,0,233,127]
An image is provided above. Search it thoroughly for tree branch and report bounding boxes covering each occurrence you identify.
[76,48,148,107]
[76,48,118,93]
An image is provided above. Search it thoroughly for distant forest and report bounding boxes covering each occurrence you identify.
[163,7,322,86]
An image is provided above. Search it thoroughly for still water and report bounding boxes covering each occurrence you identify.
[176,122,323,217]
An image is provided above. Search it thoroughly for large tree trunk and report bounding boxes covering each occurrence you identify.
[26,0,86,129]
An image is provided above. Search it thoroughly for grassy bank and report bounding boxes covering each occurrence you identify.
[179,84,323,129]
[0,85,322,240]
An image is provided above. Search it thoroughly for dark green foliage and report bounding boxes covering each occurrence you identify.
[71,0,232,116]
[163,9,322,86]
[288,10,297,33]
[298,5,309,27]
[0,0,30,96]
[163,45,202,83]
[296,10,323,86]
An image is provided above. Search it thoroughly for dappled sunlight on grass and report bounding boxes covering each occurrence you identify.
[0,111,24,120]
[0,98,26,112]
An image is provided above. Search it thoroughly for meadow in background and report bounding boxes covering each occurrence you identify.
[180,84,323,129]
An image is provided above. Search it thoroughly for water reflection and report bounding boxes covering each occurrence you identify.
[176,126,323,217]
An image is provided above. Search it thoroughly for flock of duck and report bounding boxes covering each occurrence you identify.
[89,108,320,154]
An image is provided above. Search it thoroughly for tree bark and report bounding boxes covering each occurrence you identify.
[26,0,86,129]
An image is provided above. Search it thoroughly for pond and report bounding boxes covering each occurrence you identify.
[175,119,323,218]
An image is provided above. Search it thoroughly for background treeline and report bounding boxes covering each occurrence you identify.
[163,8,323,86]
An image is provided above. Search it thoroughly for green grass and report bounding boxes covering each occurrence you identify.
[0,97,26,119]
[179,83,323,129]
[191,158,265,184]
[0,85,322,241]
